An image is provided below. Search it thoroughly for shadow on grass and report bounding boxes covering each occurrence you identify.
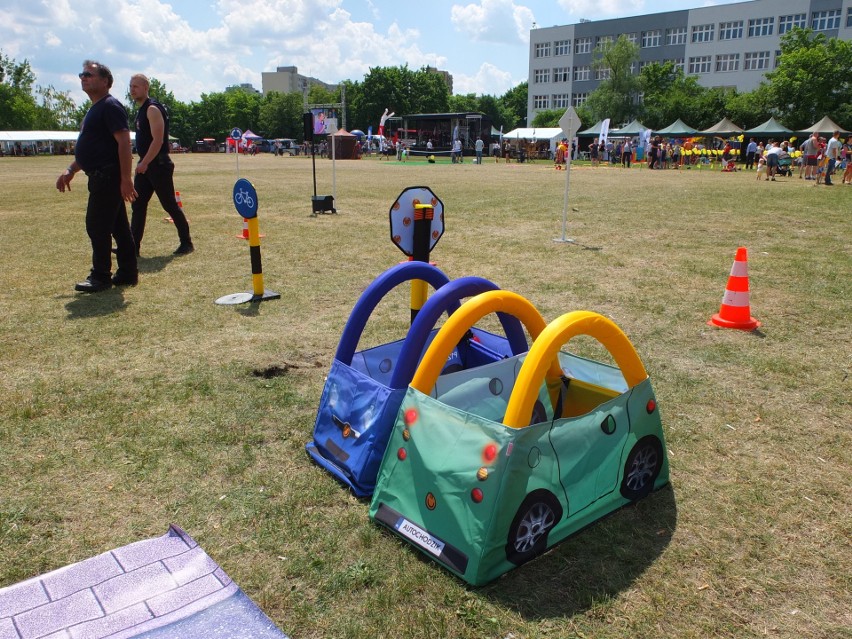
[138,254,176,274]
[64,289,128,318]
[481,484,677,619]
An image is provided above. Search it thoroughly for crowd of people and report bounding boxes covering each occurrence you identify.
[576,131,852,184]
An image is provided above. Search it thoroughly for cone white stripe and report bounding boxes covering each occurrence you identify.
[722,290,750,307]
[730,261,748,277]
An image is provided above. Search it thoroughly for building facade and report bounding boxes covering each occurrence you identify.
[527,0,852,125]
[261,66,338,97]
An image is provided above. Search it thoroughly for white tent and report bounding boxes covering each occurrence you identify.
[502,127,565,155]
[0,130,142,154]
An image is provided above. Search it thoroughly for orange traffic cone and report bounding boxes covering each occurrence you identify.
[708,247,760,330]
[236,217,264,240]
[165,191,179,223]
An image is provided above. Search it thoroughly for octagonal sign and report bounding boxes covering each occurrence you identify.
[389,186,445,257]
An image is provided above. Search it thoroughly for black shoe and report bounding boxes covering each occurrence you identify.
[174,242,194,255]
[75,277,112,293]
[112,271,138,286]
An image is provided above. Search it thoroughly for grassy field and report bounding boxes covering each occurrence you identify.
[0,152,849,639]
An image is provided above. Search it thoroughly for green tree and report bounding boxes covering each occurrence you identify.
[259,91,304,139]
[448,93,478,112]
[639,62,712,129]
[530,108,562,127]
[225,90,262,133]
[0,51,39,128]
[351,65,449,132]
[585,35,640,126]
[34,85,78,129]
[498,81,527,129]
[765,27,852,129]
[189,92,230,140]
[723,84,774,129]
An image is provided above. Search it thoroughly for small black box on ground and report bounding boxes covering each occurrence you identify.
[311,195,336,215]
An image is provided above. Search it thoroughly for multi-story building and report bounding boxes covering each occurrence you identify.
[527,0,852,126]
[261,66,338,97]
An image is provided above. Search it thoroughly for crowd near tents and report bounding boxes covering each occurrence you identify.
[2,113,848,158]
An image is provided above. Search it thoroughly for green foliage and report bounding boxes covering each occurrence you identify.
[531,108,562,127]
[765,27,852,129]
[0,51,39,129]
[448,93,479,113]
[259,91,305,139]
[585,36,641,125]
[499,81,527,129]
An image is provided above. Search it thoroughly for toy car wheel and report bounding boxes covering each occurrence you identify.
[505,490,563,566]
[620,435,663,500]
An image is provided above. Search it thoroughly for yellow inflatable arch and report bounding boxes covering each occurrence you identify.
[503,311,648,428]
[412,293,649,429]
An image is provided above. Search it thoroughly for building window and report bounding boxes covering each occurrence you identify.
[596,35,614,49]
[554,40,571,56]
[533,94,549,109]
[848,8,852,28]
[535,42,551,58]
[595,67,611,81]
[778,14,806,34]
[692,24,714,43]
[642,30,662,47]
[573,65,591,81]
[666,27,687,45]
[715,53,740,72]
[774,50,782,68]
[665,58,685,73]
[688,55,712,74]
[748,17,774,37]
[719,21,743,40]
[624,32,638,44]
[553,67,569,82]
[552,94,570,108]
[812,9,841,31]
[575,37,592,54]
[572,92,588,107]
[744,51,770,70]
[533,69,551,83]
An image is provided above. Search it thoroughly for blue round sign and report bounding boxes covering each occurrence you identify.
[230,127,242,140]
[233,178,258,219]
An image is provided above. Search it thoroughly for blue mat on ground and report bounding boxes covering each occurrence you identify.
[0,524,289,639]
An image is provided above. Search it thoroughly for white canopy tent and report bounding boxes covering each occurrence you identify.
[501,127,565,155]
[0,130,141,155]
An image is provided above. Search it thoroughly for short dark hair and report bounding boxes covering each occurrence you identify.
[83,60,114,88]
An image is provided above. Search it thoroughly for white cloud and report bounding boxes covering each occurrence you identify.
[3,0,526,104]
[556,0,645,19]
[450,0,535,44]
[452,62,515,96]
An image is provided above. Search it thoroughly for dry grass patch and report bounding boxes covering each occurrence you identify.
[0,154,849,639]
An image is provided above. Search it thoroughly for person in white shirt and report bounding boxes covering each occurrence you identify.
[824,130,842,185]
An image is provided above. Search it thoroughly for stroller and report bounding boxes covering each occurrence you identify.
[776,152,793,177]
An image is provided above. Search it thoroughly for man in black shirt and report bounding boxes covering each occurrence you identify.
[56,60,137,292]
[129,74,193,256]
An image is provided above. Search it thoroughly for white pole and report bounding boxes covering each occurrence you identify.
[555,111,574,244]
[331,134,336,201]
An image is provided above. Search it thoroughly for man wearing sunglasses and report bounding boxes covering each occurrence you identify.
[56,60,137,292]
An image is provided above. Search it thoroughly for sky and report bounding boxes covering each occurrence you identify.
[3,0,741,106]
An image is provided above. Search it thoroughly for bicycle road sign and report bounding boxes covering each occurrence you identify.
[233,178,258,218]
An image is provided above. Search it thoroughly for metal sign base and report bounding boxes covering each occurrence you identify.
[215,290,281,305]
